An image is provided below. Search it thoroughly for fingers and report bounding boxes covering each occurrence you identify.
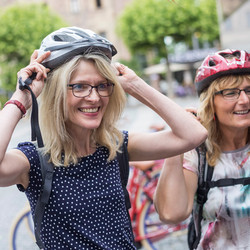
[18,61,48,81]
[185,107,197,115]
[30,50,51,64]
[21,50,51,81]
[112,63,120,76]
[36,51,51,64]
[185,107,201,121]
[30,50,38,62]
[113,62,127,76]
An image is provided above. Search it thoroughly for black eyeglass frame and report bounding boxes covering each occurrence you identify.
[67,82,115,98]
[214,87,250,100]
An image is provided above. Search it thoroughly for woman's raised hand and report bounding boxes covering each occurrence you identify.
[16,50,51,97]
[185,107,201,122]
[114,63,140,93]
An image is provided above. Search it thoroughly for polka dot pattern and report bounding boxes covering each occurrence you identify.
[17,131,136,249]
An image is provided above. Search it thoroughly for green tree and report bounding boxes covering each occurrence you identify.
[116,0,219,57]
[0,3,67,91]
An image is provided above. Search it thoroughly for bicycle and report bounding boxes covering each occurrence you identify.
[128,160,188,250]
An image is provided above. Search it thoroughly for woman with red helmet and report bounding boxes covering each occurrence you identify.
[155,49,250,249]
[0,27,207,249]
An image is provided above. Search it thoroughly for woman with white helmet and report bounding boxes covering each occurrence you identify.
[0,26,207,249]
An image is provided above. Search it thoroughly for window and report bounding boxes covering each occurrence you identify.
[96,0,102,8]
[224,18,232,31]
[70,0,80,13]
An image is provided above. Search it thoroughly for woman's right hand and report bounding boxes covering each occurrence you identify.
[13,50,51,109]
[185,107,201,122]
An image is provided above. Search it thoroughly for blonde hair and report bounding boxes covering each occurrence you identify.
[39,54,127,166]
[198,74,250,166]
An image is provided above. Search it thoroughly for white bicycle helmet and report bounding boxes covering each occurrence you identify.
[38,26,117,70]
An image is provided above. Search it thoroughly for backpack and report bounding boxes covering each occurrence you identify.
[187,143,250,250]
[34,142,131,249]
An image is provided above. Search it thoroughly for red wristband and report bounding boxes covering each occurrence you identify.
[4,100,26,115]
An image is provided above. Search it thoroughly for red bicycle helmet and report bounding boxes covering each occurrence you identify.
[37,26,117,70]
[195,49,250,96]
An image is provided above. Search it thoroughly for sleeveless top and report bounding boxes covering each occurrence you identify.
[183,143,250,249]
[17,131,136,249]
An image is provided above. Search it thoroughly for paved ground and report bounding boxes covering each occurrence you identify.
[0,94,199,250]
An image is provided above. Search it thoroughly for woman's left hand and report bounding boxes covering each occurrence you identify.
[113,63,140,93]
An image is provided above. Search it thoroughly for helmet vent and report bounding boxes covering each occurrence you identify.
[232,51,241,59]
[208,60,216,66]
[53,34,75,42]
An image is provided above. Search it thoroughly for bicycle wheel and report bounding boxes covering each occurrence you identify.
[10,205,34,250]
[135,167,161,209]
[138,200,188,250]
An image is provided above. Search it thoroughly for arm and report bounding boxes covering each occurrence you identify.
[115,64,207,161]
[154,155,198,224]
[0,50,50,188]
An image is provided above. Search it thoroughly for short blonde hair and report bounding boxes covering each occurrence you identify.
[199,74,250,166]
[39,54,127,166]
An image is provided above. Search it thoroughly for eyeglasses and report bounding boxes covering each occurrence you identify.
[67,82,115,98]
[214,87,250,100]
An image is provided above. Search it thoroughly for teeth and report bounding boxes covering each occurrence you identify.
[80,108,98,113]
[234,110,249,114]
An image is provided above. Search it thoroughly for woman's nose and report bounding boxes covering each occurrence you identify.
[86,88,100,101]
[238,90,250,103]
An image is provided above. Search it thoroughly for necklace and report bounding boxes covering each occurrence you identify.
[233,152,250,169]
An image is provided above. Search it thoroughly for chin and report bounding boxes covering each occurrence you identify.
[85,121,102,130]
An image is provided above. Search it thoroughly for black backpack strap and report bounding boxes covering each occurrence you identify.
[117,140,131,210]
[193,164,214,249]
[191,144,214,249]
[33,151,54,249]
[19,75,44,148]
[116,140,135,241]
[207,177,250,188]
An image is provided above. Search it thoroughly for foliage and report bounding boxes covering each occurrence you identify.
[0,94,9,109]
[0,3,67,91]
[116,0,219,56]
[119,54,147,78]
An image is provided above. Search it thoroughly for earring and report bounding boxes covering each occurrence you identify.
[213,114,216,121]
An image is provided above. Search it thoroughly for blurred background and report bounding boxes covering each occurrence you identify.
[1,0,250,102]
[0,0,250,249]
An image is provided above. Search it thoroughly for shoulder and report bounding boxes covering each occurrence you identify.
[183,149,199,176]
[17,141,37,151]
[122,130,128,146]
[16,142,39,164]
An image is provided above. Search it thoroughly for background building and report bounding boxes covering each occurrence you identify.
[218,0,250,51]
[2,0,250,60]
[0,0,133,61]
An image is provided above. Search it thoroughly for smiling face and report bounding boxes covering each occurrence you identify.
[66,59,110,135]
[213,77,250,134]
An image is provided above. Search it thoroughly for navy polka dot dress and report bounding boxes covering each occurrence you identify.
[17,131,136,249]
